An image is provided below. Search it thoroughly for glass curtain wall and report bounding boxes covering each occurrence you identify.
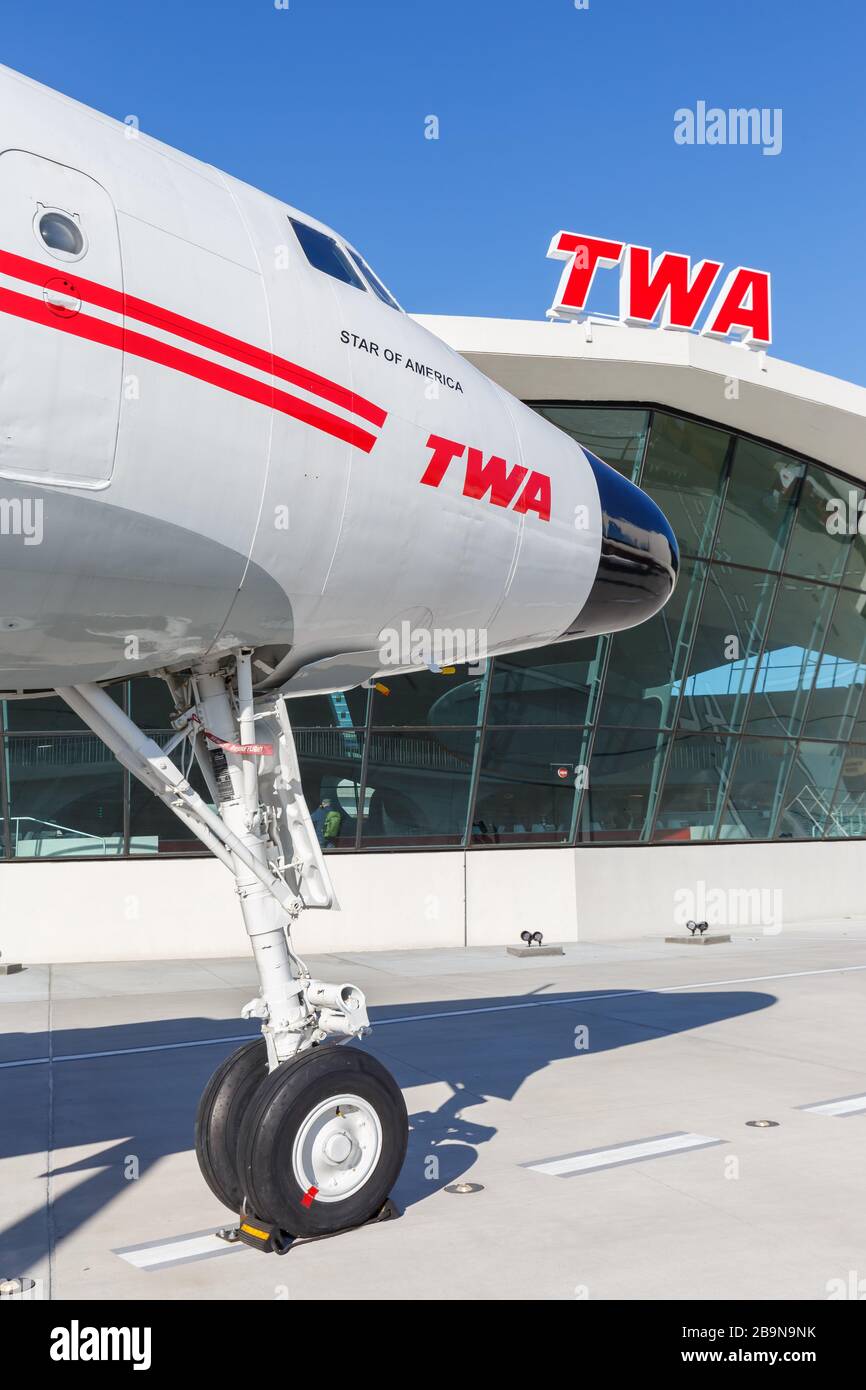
[3,406,865,856]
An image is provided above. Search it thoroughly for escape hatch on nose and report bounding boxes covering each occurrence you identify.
[0,150,123,487]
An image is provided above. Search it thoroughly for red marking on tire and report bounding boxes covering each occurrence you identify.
[302,1186,318,1207]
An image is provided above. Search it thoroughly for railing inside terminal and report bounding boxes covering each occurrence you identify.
[3,405,866,857]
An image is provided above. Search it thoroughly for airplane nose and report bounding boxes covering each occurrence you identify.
[566,448,679,637]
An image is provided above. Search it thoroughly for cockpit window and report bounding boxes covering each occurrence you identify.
[346,247,402,311]
[37,209,86,260]
[289,217,366,290]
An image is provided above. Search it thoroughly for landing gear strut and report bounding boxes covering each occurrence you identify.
[57,651,407,1240]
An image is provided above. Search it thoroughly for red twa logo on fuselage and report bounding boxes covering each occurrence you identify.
[420,433,551,522]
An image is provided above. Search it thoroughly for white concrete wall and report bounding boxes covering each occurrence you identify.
[568,840,866,939]
[465,848,579,946]
[0,840,863,965]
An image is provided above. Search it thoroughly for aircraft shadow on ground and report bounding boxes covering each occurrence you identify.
[0,986,775,1266]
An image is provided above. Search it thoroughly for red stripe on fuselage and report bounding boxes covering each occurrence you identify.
[0,246,387,429]
[0,283,379,454]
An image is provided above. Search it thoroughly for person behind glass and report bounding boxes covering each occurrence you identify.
[312,796,342,850]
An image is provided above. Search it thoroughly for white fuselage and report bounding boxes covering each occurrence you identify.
[0,65,676,698]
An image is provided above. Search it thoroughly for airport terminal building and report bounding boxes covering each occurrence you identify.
[3,315,866,961]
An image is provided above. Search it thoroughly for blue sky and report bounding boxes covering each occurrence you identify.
[3,0,864,382]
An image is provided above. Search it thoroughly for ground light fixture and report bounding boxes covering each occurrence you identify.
[0,1278,36,1296]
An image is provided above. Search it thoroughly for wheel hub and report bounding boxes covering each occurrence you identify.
[292,1092,383,1203]
[324,1131,353,1163]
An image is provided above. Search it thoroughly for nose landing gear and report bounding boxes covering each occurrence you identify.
[57,652,408,1246]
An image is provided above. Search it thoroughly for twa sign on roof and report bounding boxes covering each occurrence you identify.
[547,232,772,348]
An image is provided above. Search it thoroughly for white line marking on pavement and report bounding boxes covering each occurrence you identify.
[114,1227,247,1271]
[524,1131,725,1177]
[800,1093,866,1117]
[3,961,866,1071]
[0,1034,255,1070]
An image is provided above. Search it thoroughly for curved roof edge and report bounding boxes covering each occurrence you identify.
[413,314,866,482]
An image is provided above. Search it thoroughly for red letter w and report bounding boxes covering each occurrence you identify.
[462,448,528,507]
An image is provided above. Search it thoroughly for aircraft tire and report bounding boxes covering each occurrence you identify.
[237,1044,408,1237]
[195,1037,269,1213]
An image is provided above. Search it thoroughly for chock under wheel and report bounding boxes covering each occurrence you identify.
[218,1197,401,1255]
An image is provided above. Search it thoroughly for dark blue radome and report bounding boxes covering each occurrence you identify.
[566,448,679,637]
